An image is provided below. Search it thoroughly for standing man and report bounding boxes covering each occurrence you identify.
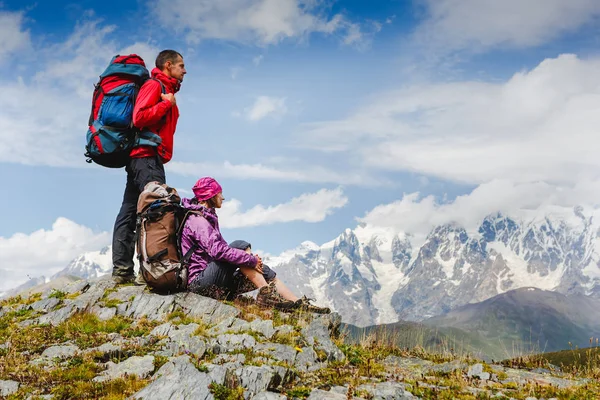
[112,50,186,284]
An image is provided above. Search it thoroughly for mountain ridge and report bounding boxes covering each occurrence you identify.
[14,206,600,328]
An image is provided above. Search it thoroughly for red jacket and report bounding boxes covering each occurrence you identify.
[130,68,181,163]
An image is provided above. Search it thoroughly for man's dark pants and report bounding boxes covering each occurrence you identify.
[112,156,165,277]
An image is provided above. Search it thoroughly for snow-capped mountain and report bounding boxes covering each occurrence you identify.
[49,206,600,327]
[270,206,600,326]
[52,246,115,280]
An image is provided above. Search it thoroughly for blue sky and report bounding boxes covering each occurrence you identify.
[2,0,600,292]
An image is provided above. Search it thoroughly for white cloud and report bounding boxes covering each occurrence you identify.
[0,10,31,60]
[0,18,159,167]
[358,179,600,242]
[149,0,368,46]
[253,55,264,66]
[413,0,600,54]
[167,160,391,186]
[219,187,348,228]
[242,96,287,121]
[299,54,600,186]
[0,218,110,293]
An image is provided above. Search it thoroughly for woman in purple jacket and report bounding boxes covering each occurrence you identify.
[180,176,330,313]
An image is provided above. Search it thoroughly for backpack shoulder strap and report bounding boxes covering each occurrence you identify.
[177,209,203,264]
[150,78,167,94]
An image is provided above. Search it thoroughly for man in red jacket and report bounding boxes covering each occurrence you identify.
[112,49,186,284]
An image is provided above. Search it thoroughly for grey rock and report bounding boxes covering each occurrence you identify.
[253,392,287,400]
[307,389,346,399]
[30,297,61,313]
[329,386,349,394]
[117,292,177,321]
[130,356,214,400]
[0,380,19,396]
[430,360,468,374]
[17,318,39,328]
[236,366,281,399]
[467,363,490,380]
[41,344,79,360]
[467,363,483,377]
[167,323,200,339]
[250,319,276,339]
[37,304,77,326]
[176,292,240,325]
[150,322,176,337]
[91,306,117,321]
[383,355,434,371]
[212,334,256,354]
[357,382,415,399]
[530,367,552,375]
[93,355,155,382]
[207,317,251,336]
[153,323,206,357]
[301,314,345,362]
[107,285,145,303]
[26,395,54,400]
[88,343,123,360]
[273,324,294,337]
[205,363,236,387]
[294,346,319,372]
[213,353,246,365]
[255,343,297,366]
[156,335,206,358]
[501,368,580,389]
[525,397,538,400]
[65,280,91,295]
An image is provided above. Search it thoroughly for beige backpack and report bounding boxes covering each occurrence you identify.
[136,182,198,293]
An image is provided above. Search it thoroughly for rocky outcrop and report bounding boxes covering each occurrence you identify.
[0,276,593,399]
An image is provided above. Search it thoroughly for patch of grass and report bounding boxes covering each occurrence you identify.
[25,292,43,305]
[208,382,245,400]
[49,290,67,300]
[0,295,24,307]
[286,386,312,399]
[101,298,123,308]
[122,317,159,338]
[192,356,209,372]
[48,375,149,400]
[153,355,169,372]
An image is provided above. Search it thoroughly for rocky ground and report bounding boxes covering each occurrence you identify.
[0,277,598,399]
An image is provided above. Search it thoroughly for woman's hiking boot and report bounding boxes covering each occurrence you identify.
[257,282,296,312]
[295,296,331,314]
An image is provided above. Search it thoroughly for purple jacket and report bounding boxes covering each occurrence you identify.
[180,198,258,284]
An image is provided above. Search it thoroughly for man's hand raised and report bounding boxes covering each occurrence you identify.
[161,93,176,106]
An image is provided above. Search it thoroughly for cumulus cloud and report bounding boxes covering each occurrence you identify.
[0,218,110,293]
[0,10,31,60]
[149,0,368,46]
[242,96,288,121]
[299,54,600,186]
[358,179,600,245]
[0,18,159,167]
[219,187,348,228]
[253,55,264,66]
[167,160,391,186]
[413,0,600,54]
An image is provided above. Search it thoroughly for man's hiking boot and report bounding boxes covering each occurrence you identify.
[295,296,331,314]
[112,274,135,284]
[257,282,296,312]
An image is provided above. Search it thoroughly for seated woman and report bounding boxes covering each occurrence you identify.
[180,176,330,314]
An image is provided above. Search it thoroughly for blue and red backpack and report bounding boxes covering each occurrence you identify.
[85,54,163,168]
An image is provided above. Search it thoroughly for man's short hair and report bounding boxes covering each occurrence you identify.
[155,50,183,69]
